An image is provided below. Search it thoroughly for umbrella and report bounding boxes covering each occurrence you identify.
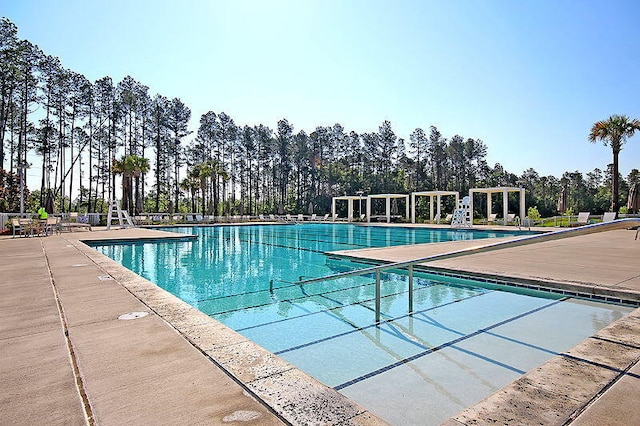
[44,189,55,214]
[556,187,567,213]
[308,202,314,216]
[628,183,639,214]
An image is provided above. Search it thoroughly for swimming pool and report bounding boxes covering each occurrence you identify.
[92,224,633,425]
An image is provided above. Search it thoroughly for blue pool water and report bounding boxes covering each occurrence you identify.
[92,224,633,425]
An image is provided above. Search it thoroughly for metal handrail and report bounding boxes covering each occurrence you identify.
[294,218,640,323]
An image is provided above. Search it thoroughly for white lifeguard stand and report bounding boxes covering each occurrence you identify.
[450,196,472,228]
[106,199,135,230]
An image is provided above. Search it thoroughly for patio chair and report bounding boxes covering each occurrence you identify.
[11,218,30,238]
[602,212,617,222]
[572,212,590,226]
[45,217,60,235]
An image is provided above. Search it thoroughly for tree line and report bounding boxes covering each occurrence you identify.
[1,18,638,219]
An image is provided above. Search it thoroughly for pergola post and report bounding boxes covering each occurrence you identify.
[436,194,442,223]
[347,200,354,222]
[386,196,391,223]
[487,192,492,219]
[331,198,336,220]
[502,189,509,223]
[520,189,526,220]
[366,197,371,223]
[411,193,416,223]
[428,195,434,222]
[404,195,409,221]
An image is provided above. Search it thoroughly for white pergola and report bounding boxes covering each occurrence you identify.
[331,195,368,221]
[366,193,410,223]
[411,191,459,223]
[469,187,526,224]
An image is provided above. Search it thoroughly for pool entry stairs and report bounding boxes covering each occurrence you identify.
[106,199,135,230]
[297,218,640,323]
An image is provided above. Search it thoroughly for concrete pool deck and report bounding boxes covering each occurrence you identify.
[1,224,639,425]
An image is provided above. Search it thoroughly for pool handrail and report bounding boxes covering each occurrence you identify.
[294,218,640,323]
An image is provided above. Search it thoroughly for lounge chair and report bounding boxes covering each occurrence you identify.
[602,212,617,222]
[434,213,452,224]
[297,214,304,222]
[572,212,590,226]
[309,213,317,221]
[486,213,498,225]
[321,213,329,221]
[62,212,92,232]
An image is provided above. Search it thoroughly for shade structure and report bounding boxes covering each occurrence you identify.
[469,187,526,224]
[410,191,459,223]
[331,195,368,221]
[557,187,567,213]
[366,194,410,223]
[628,183,639,214]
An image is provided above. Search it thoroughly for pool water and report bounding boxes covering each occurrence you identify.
[92,224,633,425]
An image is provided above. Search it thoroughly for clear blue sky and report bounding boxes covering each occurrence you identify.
[3,0,640,179]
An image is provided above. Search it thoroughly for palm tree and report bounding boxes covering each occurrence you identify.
[130,155,150,214]
[112,156,133,212]
[589,115,640,212]
[179,175,199,213]
[112,155,150,214]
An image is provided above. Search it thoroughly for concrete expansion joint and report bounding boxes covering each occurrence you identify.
[563,352,640,425]
[40,238,96,426]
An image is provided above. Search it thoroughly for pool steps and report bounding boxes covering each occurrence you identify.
[296,218,640,322]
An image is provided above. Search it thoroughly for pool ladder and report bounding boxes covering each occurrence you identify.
[294,219,640,324]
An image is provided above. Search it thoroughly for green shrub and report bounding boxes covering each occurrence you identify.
[527,206,541,221]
